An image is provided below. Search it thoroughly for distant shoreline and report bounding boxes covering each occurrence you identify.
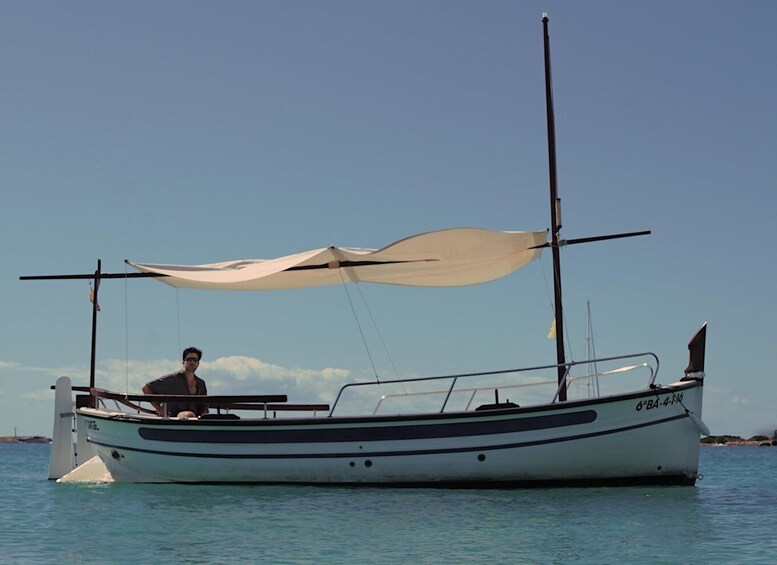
[702,435,776,446]
[0,436,52,444]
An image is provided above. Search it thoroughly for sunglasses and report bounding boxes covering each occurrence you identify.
[184,357,200,362]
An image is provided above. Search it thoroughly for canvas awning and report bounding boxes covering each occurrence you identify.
[128,228,547,290]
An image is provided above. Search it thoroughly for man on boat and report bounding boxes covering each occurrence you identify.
[142,347,209,418]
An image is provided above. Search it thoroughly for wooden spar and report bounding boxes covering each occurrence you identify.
[528,230,652,250]
[20,272,164,281]
[542,14,567,401]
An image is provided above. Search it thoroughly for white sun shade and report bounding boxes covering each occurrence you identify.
[129,228,547,290]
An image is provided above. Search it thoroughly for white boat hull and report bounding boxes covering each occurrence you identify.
[74,379,703,486]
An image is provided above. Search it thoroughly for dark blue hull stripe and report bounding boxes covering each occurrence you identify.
[91,413,689,460]
[137,410,597,443]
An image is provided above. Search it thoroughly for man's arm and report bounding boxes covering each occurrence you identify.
[200,381,209,415]
[142,383,164,416]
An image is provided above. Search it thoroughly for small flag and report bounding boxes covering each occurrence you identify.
[89,284,101,311]
[547,319,556,339]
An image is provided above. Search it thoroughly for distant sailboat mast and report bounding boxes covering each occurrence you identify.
[586,301,601,397]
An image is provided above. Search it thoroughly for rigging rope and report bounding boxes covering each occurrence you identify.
[538,252,575,364]
[176,288,181,354]
[353,283,406,392]
[337,268,381,383]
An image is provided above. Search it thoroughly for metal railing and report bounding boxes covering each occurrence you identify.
[329,352,659,417]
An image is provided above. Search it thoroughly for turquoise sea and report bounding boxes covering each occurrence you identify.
[1,444,775,564]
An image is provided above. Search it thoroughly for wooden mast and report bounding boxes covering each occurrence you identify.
[542,14,567,401]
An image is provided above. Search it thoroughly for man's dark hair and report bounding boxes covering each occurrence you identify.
[182,347,203,361]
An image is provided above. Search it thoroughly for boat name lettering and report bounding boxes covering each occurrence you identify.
[635,393,683,412]
[85,419,99,431]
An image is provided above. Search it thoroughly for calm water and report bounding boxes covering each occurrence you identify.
[1,445,775,564]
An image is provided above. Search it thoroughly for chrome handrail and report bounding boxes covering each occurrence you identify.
[373,379,556,414]
[552,363,654,403]
[329,352,659,416]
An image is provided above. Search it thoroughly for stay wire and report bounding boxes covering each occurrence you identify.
[176,288,181,353]
[353,282,406,392]
[538,251,575,364]
[338,268,381,383]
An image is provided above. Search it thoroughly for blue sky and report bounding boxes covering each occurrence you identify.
[1,1,775,438]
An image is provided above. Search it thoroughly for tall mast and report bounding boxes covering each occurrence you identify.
[542,14,567,401]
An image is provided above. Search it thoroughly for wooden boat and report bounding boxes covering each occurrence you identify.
[28,15,708,486]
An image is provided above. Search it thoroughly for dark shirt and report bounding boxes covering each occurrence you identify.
[144,371,208,416]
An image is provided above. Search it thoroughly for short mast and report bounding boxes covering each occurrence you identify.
[542,14,567,401]
[88,260,101,407]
